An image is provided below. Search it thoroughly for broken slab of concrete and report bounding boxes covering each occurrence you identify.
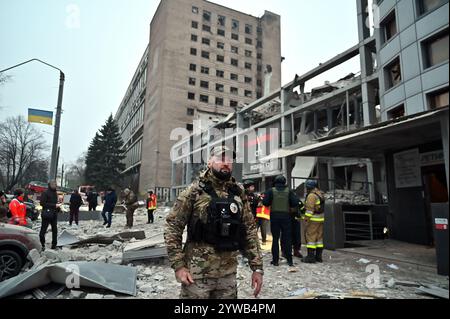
[416,286,449,299]
[57,230,146,247]
[122,247,168,263]
[0,262,137,299]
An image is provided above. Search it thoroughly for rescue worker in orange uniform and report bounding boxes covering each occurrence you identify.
[302,179,325,263]
[8,189,27,226]
[147,190,157,224]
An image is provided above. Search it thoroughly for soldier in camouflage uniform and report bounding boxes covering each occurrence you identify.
[165,146,264,299]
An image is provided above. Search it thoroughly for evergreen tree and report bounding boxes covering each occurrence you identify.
[84,115,125,190]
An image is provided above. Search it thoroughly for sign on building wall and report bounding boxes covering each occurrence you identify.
[394,148,422,189]
[420,150,445,167]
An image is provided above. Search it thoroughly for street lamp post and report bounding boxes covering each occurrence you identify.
[0,59,65,181]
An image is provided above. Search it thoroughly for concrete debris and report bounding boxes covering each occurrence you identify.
[324,189,371,205]
[356,258,371,264]
[85,293,104,299]
[153,274,165,281]
[387,264,399,270]
[27,249,41,265]
[386,278,396,288]
[395,281,422,288]
[416,286,449,299]
[112,241,123,249]
[70,290,85,299]
[289,288,308,297]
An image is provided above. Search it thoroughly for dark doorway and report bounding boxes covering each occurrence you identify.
[422,164,449,246]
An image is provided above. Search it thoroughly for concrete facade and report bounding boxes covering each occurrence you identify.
[114,0,281,195]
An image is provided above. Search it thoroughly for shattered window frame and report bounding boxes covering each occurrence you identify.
[245,90,253,98]
[245,62,252,70]
[231,46,239,54]
[200,94,209,103]
[230,87,239,95]
[201,51,210,59]
[217,41,225,49]
[217,54,225,62]
[216,83,224,92]
[387,104,405,119]
[230,100,238,107]
[232,19,239,31]
[218,15,226,27]
[245,50,252,57]
[216,70,224,78]
[187,108,195,116]
[245,24,253,35]
[187,123,194,131]
[422,29,449,69]
[384,56,402,89]
[201,66,210,74]
[231,58,239,67]
[203,10,211,22]
[217,29,225,37]
[231,33,239,41]
[245,38,253,45]
[245,76,252,84]
[192,21,199,29]
[230,73,238,81]
[192,6,199,14]
[202,37,211,46]
[381,10,397,44]
[188,77,196,86]
[427,87,449,110]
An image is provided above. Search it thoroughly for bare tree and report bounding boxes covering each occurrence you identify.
[0,72,12,111]
[65,152,87,189]
[0,116,48,191]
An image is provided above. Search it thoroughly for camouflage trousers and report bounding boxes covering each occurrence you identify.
[180,273,237,299]
[126,208,135,227]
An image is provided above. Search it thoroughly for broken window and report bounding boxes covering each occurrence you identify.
[201,51,210,59]
[245,76,252,84]
[216,70,224,78]
[202,24,211,32]
[245,62,252,70]
[218,15,226,26]
[192,6,199,14]
[187,108,195,116]
[245,38,253,45]
[188,92,195,100]
[189,64,197,72]
[217,42,225,49]
[200,94,209,103]
[418,0,447,15]
[245,90,253,98]
[188,77,196,86]
[191,34,198,42]
[216,83,224,92]
[231,46,239,54]
[232,19,239,31]
[190,48,197,56]
[423,30,449,68]
[231,33,239,41]
[385,57,402,89]
[217,55,224,62]
[231,58,238,67]
[216,97,224,106]
[187,123,194,131]
[381,10,397,43]
[203,10,211,22]
[230,100,238,107]
[230,73,238,81]
[202,38,210,45]
[200,80,209,89]
[217,29,225,36]
[245,50,252,57]
[201,66,209,74]
[245,24,253,34]
[387,104,405,119]
[427,87,449,109]
[230,87,239,95]
[192,21,198,29]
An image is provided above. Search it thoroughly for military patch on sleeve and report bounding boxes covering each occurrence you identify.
[230,203,239,214]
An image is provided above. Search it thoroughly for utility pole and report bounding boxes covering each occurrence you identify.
[0,59,65,182]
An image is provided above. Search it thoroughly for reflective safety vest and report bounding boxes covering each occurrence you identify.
[148,194,157,210]
[9,198,27,226]
[256,205,270,220]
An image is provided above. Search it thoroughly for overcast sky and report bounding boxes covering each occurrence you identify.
[0,0,367,167]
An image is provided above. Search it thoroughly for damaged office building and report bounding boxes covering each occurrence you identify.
[170,0,449,276]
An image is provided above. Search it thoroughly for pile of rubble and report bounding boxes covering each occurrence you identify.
[324,189,371,205]
[1,206,448,300]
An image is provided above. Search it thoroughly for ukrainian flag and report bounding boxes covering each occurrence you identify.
[28,108,53,125]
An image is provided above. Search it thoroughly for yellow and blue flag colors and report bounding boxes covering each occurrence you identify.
[28,108,53,125]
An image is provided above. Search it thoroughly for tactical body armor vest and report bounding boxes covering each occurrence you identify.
[188,180,246,252]
[271,187,290,213]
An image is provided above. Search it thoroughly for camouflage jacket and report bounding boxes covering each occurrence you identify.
[164,169,263,279]
[124,191,138,208]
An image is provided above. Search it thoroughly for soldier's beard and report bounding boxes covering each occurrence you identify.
[212,168,232,181]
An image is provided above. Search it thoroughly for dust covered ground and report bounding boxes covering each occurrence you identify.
[23,206,448,300]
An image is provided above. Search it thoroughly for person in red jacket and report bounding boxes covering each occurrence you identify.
[9,189,27,226]
[146,190,157,224]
